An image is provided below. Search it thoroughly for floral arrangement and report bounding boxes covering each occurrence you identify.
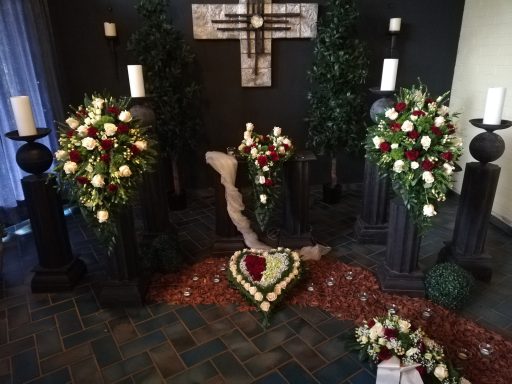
[227,247,302,327]
[238,123,294,231]
[366,83,463,232]
[349,312,469,384]
[54,94,155,242]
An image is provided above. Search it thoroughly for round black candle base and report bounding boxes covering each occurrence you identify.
[369,87,395,123]
[5,128,53,174]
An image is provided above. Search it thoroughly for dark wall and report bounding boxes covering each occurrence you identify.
[46,0,465,188]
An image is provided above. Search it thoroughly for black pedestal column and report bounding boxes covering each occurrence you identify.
[5,128,86,292]
[439,119,511,281]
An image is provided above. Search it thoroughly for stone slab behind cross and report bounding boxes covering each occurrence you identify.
[192,0,317,87]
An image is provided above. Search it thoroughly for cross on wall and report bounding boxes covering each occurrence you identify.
[192,0,318,87]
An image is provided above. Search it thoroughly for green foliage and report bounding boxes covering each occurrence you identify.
[143,233,183,273]
[425,263,474,310]
[307,0,369,157]
[127,0,201,158]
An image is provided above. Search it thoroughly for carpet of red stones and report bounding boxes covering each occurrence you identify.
[147,257,512,384]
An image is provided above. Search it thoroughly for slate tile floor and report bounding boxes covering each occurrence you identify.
[0,186,511,383]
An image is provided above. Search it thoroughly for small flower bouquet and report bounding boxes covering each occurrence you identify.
[348,312,469,384]
[227,247,302,327]
[54,94,156,243]
[366,83,463,232]
[238,123,294,231]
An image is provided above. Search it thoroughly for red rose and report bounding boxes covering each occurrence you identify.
[430,125,442,136]
[243,146,251,154]
[395,102,407,112]
[244,254,266,281]
[405,150,419,161]
[264,178,273,186]
[411,110,425,117]
[441,151,453,161]
[416,366,426,376]
[87,127,98,138]
[422,159,435,171]
[69,150,81,163]
[107,106,120,115]
[107,184,118,192]
[378,347,392,362]
[447,123,455,134]
[66,130,74,138]
[283,143,290,150]
[257,155,268,167]
[425,98,434,105]
[268,145,275,151]
[131,144,141,155]
[117,124,129,134]
[270,151,279,161]
[76,176,89,185]
[100,154,110,163]
[101,139,113,151]
[390,122,401,132]
[408,130,420,140]
[367,319,376,328]
[384,328,398,339]
[379,142,391,152]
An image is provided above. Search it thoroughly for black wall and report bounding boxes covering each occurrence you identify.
[46,0,465,188]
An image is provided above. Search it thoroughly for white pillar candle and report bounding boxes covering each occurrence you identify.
[104,22,117,37]
[127,65,146,97]
[483,87,507,125]
[10,96,37,136]
[389,18,401,32]
[380,58,399,91]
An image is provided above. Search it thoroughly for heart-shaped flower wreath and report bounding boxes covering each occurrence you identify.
[228,248,302,326]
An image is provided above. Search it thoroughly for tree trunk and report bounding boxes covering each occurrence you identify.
[171,155,181,195]
[330,155,337,187]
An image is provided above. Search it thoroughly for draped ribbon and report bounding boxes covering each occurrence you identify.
[206,151,331,260]
[376,356,424,384]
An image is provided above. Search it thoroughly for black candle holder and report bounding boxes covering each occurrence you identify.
[5,128,53,174]
[388,30,400,58]
[128,96,156,128]
[439,118,512,281]
[369,87,395,123]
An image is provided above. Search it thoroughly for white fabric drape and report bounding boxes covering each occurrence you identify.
[376,356,423,384]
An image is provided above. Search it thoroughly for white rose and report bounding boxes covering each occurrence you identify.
[88,112,95,119]
[434,116,445,127]
[63,161,78,174]
[282,138,291,146]
[406,347,419,357]
[398,319,411,333]
[248,286,258,295]
[254,292,263,301]
[423,204,437,217]
[385,108,398,120]
[372,136,384,149]
[236,275,243,282]
[91,174,105,188]
[424,352,432,360]
[84,117,92,126]
[434,364,449,381]
[55,150,68,161]
[411,161,419,169]
[420,135,431,150]
[278,146,286,154]
[443,163,454,175]
[278,281,288,290]
[266,292,277,302]
[410,114,418,121]
[246,138,254,146]
[238,144,246,152]
[422,171,435,184]
[104,123,117,136]
[134,140,147,151]
[243,282,251,290]
[260,194,267,204]
[81,137,97,150]
[274,286,282,295]
[369,323,384,340]
[391,143,399,149]
[273,126,282,136]
[118,165,132,177]
[401,120,414,132]
[92,97,105,109]
[393,160,405,173]
[262,165,269,172]
[360,336,368,344]
[378,338,387,345]
[118,110,133,123]
[77,125,88,137]
[437,105,449,116]
[66,117,79,129]
[246,122,254,131]
[259,176,266,184]
[85,164,93,173]
[244,130,252,140]
[260,301,270,312]
[96,210,109,223]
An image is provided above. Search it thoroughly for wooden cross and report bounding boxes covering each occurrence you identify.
[192,0,318,87]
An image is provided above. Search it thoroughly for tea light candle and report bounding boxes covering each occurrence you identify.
[457,348,470,360]
[127,65,146,97]
[389,18,401,32]
[219,263,226,272]
[10,96,37,136]
[183,287,191,297]
[326,277,335,286]
[344,271,354,280]
[421,307,432,320]
[104,22,117,37]
[380,58,399,91]
[213,274,220,283]
[192,274,199,282]
[478,343,493,357]
[359,292,369,302]
[483,87,506,125]
[307,282,315,292]
[387,304,398,315]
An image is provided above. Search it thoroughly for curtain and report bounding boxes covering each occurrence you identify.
[0,0,62,224]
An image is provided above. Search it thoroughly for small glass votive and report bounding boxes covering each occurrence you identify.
[213,274,220,283]
[421,307,433,320]
[326,277,335,287]
[192,274,199,282]
[457,348,470,360]
[307,282,315,292]
[183,287,192,297]
[478,343,493,357]
[387,304,399,315]
[227,146,236,156]
[359,292,369,302]
[344,271,354,280]
[219,263,226,272]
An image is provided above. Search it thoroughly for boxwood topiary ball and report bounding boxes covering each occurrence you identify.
[425,262,474,310]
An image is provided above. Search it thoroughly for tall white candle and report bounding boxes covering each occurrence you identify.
[483,87,507,125]
[10,96,37,136]
[127,65,146,97]
[104,22,117,37]
[380,59,399,91]
[389,18,401,32]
